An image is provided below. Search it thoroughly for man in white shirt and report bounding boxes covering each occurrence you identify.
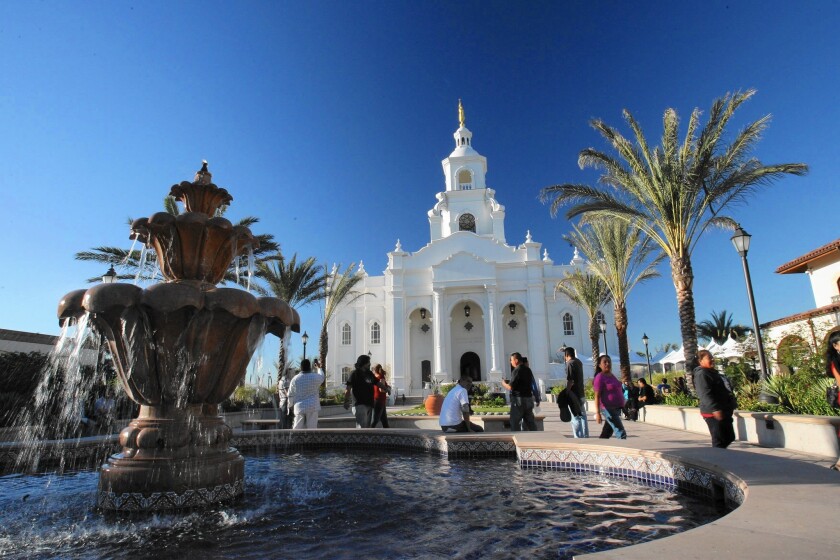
[288,359,325,429]
[439,375,484,433]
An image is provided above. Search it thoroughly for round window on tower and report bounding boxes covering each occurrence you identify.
[459,213,476,233]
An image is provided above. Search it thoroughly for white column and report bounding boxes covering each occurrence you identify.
[485,285,501,379]
[433,288,444,378]
[389,292,405,393]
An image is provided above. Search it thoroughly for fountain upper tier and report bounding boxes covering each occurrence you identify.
[129,163,255,286]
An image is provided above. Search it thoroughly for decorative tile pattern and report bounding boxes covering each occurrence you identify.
[516,447,744,507]
[97,479,244,511]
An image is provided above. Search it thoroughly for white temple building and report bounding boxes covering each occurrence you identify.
[325,104,615,394]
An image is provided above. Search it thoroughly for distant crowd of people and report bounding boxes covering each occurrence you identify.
[272,331,840,453]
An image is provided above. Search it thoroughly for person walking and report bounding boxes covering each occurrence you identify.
[593,355,626,439]
[288,359,326,429]
[371,364,391,428]
[636,378,656,422]
[502,352,537,431]
[344,354,384,428]
[439,375,484,433]
[694,349,737,448]
[564,347,588,438]
[276,371,293,429]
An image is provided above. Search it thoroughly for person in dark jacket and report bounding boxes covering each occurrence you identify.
[693,349,737,448]
[502,352,537,431]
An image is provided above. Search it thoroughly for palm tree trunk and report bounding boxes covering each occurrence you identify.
[671,255,699,390]
[278,340,287,378]
[318,324,329,377]
[589,318,600,373]
[614,302,631,383]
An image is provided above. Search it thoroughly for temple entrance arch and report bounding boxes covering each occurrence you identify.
[460,352,481,381]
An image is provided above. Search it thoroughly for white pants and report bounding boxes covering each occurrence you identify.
[292,409,319,429]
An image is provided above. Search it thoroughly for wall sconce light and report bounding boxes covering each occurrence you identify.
[464,304,471,317]
[509,303,516,315]
[420,308,427,319]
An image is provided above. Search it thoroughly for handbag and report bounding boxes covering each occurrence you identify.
[827,384,839,409]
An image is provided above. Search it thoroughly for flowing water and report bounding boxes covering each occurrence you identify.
[0,449,723,559]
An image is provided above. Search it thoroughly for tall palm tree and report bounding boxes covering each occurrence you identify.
[76,196,279,287]
[257,253,326,373]
[540,90,808,382]
[554,269,611,367]
[566,220,664,382]
[696,309,748,344]
[318,263,371,375]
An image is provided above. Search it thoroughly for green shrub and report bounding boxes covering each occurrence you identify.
[663,393,699,407]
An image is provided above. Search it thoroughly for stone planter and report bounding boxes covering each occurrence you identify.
[424,394,444,416]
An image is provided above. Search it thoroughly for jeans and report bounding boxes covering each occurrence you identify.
[599,407,627,439]
[510,396,537,431]
[352,404,374,428]
[372,401,389,428]
[704,414,735,448]
[441,421,484,433]
[571,395,589,438]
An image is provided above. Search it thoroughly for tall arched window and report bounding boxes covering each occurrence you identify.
[563,313,574,336]
[341,366,352,384]
[458,213,476,232]
[341,323,351,345]
[370,322,381,344]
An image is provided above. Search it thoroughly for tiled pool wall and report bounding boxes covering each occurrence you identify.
[1,430,744,509]
[517,447,745,508]
[233,431,745,508]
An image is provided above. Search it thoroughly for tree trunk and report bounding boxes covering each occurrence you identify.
[277,339,287,378]
[614,302,631,384]
[318,324,329,378]
[671,255,699,391]
[589,317,601,374]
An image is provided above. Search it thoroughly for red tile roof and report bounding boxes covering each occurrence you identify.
[775,238,840,274]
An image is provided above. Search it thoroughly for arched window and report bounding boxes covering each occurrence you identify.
[341,323,351,345]
[370,322,381,344]
[341,366,352,384]
[458,169,473,190]
[563,313,574,336]
[458,213,476,232]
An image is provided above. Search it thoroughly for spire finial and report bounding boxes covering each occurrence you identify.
[458,99,465,128]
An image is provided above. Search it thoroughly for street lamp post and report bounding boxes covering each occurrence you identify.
[731,225,774,403]
[642,333,652,384]
[102,265,117,284]
[301,331,309,361]
[599,319,608,356]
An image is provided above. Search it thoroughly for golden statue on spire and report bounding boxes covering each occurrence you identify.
[458,99,465,128]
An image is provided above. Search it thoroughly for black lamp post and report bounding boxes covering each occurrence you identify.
[599,318,608,355]
[464,304,471,317]
[731,225,774,402]
[642,333,652,384]
[102,265,117,284]
[301,331,309,361]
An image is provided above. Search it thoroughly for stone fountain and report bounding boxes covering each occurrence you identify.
[57,163,298,511]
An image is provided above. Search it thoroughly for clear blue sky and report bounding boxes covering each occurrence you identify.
[2,1,837,380]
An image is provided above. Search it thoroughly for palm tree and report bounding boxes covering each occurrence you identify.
[318,263,371,376]
[76,196,280,287]
[257,253,326,374]
[540,89,808,382]
[554,269,611,367]
[696,309,748,344]
[566,220,664,382]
